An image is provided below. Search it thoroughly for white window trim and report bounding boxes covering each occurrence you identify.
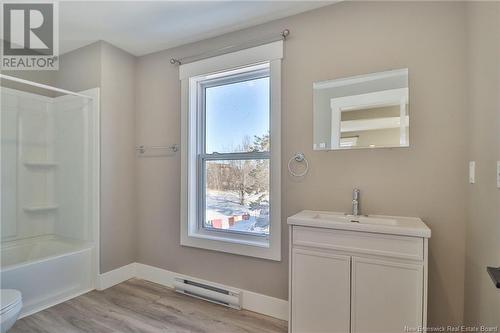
[180,41,282,261]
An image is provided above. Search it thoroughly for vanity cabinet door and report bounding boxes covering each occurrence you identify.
[351,257,423,333]
[291,248,351,333]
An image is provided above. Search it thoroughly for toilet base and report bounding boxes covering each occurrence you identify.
[0,301,22,333]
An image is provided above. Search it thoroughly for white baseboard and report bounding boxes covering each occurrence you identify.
[97,263,137,290]
[240,288,288,322]
[98,262,288,321]
[135,263,174,287]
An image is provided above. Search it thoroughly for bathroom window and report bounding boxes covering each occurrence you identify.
[180,42,282,260]
[201,67,270,236]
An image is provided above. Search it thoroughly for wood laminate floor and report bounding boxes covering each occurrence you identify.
[11,278,287,333]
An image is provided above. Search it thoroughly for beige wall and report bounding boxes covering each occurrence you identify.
[464,2,500,326]
[135,2,468,325]
[99,42,138,272]
[55,41,102,92]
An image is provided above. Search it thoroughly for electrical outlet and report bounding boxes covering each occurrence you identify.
[497,161,500,188]
[469,161,476,184]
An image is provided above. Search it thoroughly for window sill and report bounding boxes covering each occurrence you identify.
[181,229,280,261]
[191,230,270,247]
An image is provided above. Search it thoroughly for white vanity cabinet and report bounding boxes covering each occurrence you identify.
[288,211,431,333]
[291,248,351,332]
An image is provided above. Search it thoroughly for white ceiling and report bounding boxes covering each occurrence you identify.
[59,1,334,56]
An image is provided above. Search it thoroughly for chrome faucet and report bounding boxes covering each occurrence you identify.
[352,188,360,216]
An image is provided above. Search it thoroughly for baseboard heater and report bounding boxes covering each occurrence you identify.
[173,277,241,310]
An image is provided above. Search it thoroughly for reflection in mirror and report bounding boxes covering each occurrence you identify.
[313,69,409,150]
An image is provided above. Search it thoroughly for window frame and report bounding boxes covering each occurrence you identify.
[180,41,282,261]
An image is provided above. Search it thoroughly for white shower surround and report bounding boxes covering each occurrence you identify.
[0,85,100,318]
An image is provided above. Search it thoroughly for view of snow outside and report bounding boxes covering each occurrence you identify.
[205,189,269,235]
[203,158,270,235]
[203,75,270,235]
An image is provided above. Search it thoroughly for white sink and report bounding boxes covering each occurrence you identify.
[288,210,431,238]
[313,213,398,226]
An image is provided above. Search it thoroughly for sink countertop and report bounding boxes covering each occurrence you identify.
[287,210,431,238]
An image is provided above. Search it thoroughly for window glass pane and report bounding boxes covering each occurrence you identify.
[205,76,270,154]
[204,159,269,235]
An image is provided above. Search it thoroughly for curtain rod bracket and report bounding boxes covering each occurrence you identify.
[170,58,182,65]
[281,29,290,40]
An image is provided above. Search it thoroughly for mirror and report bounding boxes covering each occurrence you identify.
[313,69,409,150]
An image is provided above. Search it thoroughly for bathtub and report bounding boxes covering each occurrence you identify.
[1,235,96,317]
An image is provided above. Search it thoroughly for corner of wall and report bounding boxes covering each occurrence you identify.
[98,41,139,272]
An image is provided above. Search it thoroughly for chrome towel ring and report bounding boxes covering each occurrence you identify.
[288,152,309,177]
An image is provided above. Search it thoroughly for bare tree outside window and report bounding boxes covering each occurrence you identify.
[204,133,270,235]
